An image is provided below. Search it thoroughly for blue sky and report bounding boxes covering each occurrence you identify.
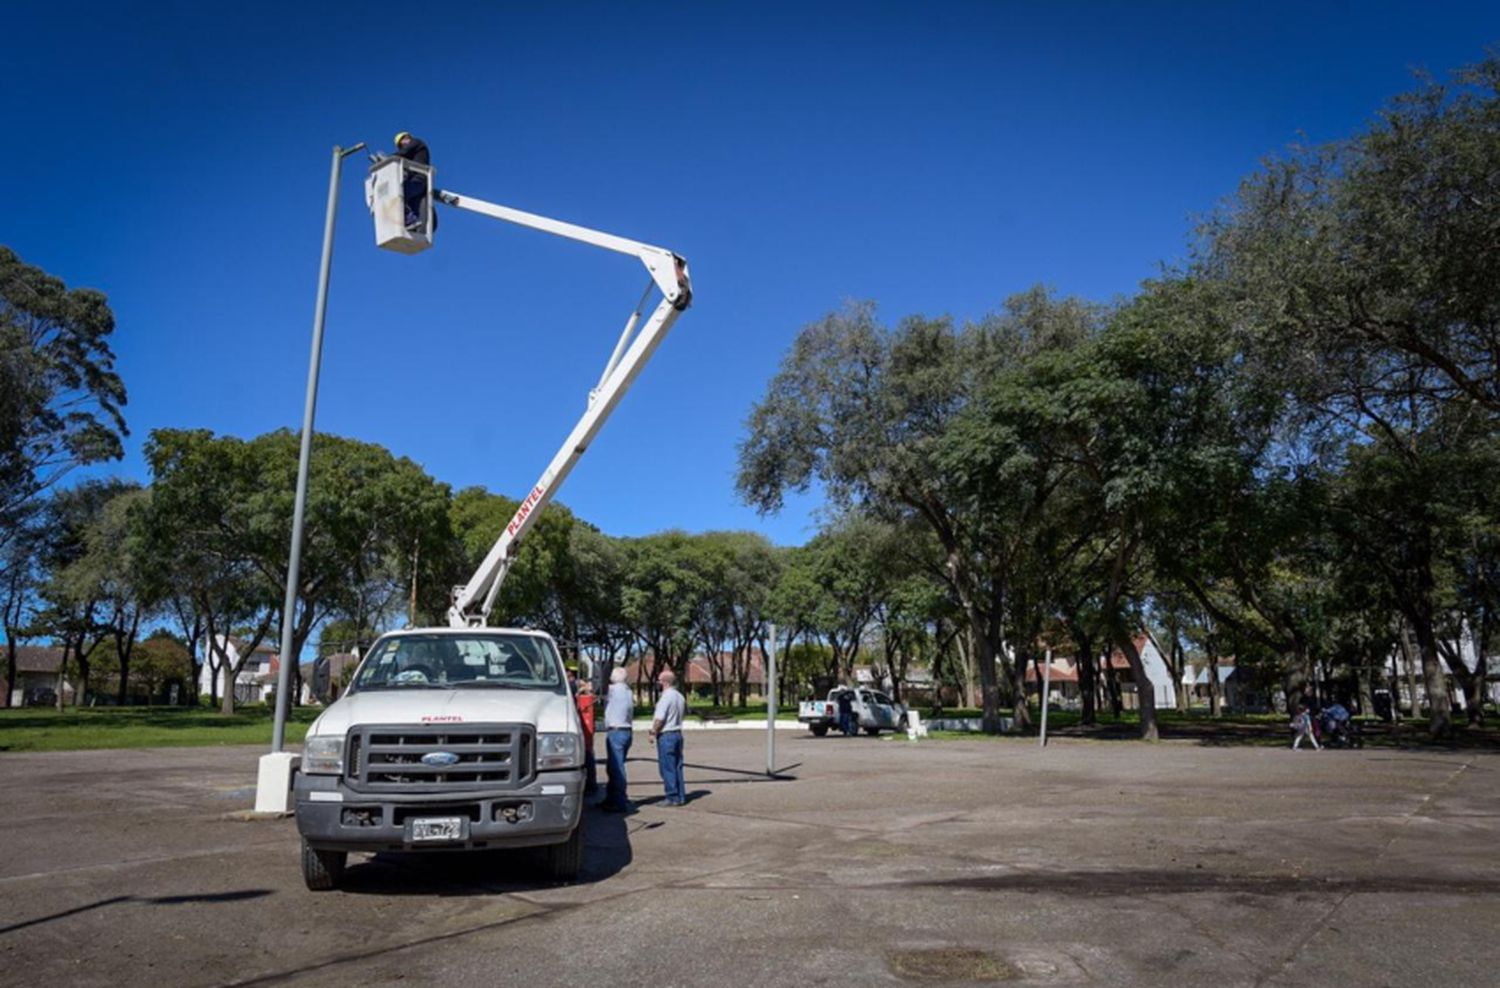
[8,1,1498,547]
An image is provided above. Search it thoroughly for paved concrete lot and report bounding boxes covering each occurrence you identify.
[1,733,1496,988]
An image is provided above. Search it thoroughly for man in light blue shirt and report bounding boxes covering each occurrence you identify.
[601,667,635,812]
[650,669,687,806]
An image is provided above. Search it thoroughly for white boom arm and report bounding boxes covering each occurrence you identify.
[438,188,692,628]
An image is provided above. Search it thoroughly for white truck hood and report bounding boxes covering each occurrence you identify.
[308,688,577,738]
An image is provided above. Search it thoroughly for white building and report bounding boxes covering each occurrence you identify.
[197,636,278,704]
[1384,627,1499,712]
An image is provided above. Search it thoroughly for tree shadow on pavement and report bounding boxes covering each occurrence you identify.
[1050,720,1500,751]
[0,889,273,936]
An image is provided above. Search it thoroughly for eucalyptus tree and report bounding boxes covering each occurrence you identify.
[1,510,43,707]
[145,430,278,713]
[0,247,127,526]
[246,430,453,692]
[1201,57,1500,417]
[620,531,704,695]
[739,290,1104,732]
[145,428,451,712]
[72,484,157,704]
[33,480,132,707]
[1194,57,1500,735]
[569,524,633,689]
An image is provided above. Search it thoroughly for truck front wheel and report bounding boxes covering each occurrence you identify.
[301,838,346,891]
[544,826,583,882]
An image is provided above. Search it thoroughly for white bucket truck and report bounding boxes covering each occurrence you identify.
[295,628,586,889]
[293,142,691,891]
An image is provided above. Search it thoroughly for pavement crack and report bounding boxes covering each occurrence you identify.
[1251,756,1477,988]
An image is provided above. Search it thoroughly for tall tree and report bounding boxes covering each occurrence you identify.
[739,292,1102,732]
[0,247,127,524]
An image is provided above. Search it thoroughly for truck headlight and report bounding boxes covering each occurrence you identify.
[537,733,580,770]
[303,735,345,775]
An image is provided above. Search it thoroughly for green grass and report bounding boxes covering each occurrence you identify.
[0,705,322,753]
[638,700,800,721]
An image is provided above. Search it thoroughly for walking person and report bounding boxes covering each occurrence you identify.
[651,669,687,806]
[1291,703,1320,750]
[601,667,635,812]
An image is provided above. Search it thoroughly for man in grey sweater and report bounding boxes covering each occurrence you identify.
[601,667,636,812]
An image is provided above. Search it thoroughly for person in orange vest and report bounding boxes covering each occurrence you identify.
[575,679,599,795]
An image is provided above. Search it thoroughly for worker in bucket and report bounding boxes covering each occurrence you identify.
[393,131,435,231]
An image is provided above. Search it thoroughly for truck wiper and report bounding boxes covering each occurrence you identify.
[360,682,452,691]
[452,681,553,690]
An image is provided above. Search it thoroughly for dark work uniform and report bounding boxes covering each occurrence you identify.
[395,136,435,231]
[837,691,856,737]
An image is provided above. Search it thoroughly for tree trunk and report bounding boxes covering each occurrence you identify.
[75,650,91,708]
[115,610,142,706]
[1115,630,1158,741]
[1467,646,1487,726]
[1171,632,1190,710]
[3,638,16,709]
[1356,659,1375,719]
[55,642,71,711]
[1074,630,1096,726]
[1410,613,1453,738]
[1398,623,1420,717]
[1103,650,1122,718]
[1282,641,1313,714]
[221,659,237,716]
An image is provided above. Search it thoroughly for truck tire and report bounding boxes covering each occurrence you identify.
[864,726,880,736]
[544,826,583,882]
[810,724,829,737]
[301,838,346,891]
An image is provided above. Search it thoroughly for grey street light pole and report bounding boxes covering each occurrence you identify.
[766,624,777,776]
[269,142,366,755]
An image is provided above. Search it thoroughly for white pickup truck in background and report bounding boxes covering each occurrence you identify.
[797,687,904,737]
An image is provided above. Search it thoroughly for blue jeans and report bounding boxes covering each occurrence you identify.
[605,729,632,807]
[656,731,685,803]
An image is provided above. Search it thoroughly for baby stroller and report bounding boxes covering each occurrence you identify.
[1320,708,1363,749]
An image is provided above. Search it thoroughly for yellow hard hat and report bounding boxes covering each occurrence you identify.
[393,131,412,145]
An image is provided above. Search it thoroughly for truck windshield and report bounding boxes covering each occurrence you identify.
[350,633,566,693]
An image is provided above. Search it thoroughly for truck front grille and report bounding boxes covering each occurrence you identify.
[345,724,534,793]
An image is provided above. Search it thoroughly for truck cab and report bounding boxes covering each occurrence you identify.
[293,627,585,890]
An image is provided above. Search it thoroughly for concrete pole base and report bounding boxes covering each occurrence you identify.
[254,751,300,814]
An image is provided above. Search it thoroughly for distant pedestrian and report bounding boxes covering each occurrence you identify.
[576,680,598,795]
[837,688,856,737]
[1291,703,1320,750]
[601,667,634,812]
[651,669,687,805]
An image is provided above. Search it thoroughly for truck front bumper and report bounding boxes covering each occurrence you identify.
[294,769,584,853]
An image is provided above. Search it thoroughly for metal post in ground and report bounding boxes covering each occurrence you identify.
[766,623,777,776]
[1039,647,1052,748]
[255,141,366,814]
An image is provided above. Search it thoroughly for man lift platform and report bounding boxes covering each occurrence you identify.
[365,136,692,627]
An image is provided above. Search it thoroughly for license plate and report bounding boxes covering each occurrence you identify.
[409,816,464,842]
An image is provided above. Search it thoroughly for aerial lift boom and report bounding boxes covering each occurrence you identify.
[424,186,692,628]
